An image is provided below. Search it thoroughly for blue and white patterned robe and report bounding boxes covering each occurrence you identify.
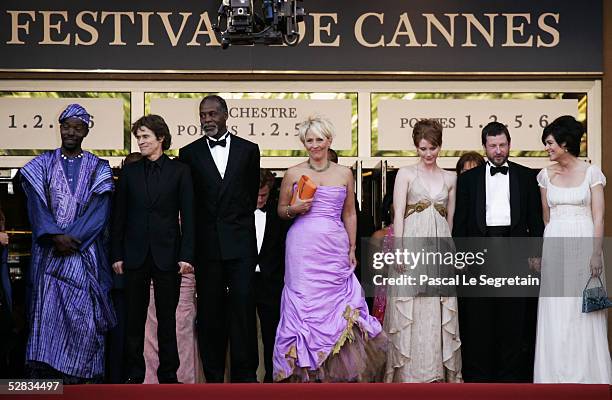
[21,149,115,379]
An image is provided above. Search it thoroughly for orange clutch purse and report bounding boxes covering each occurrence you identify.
[290,175,317,205]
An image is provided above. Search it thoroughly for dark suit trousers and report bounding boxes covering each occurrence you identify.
[105,285,127,383]
[196,257,258,383]
[254,272,281,383]
[124,251,181,383]
[459,226,536,383]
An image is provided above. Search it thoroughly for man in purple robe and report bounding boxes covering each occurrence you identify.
[21,104,115,383]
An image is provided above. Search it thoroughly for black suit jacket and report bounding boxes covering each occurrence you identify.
[111,155,195,270]
[452,161,544,238]
[179,134,260,261]
[256,203,289,295]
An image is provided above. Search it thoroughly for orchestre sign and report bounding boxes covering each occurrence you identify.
[376,99,579,152]
[0,98,124,150]
[149,98,353,151]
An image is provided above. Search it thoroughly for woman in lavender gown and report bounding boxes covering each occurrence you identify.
[273,116,387,382]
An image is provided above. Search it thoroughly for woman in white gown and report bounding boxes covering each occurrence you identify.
[534,115,612,384]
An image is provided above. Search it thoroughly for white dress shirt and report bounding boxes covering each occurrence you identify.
[485,161,511,226]
[254,208,266,272]
[207,131,231,178]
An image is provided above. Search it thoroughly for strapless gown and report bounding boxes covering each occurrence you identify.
[273,185,387,382]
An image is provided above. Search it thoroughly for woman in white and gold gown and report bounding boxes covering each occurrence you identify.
[384,119,462,383]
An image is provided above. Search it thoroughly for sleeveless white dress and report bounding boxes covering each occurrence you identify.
[534,165,612,384]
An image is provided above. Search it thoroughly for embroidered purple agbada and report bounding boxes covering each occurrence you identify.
[21,149,115,379]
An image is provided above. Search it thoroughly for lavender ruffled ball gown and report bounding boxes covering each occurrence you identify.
[273,185,387,382]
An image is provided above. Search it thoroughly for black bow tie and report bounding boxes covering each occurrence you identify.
[207,135,227,148]
[490,165,509,176]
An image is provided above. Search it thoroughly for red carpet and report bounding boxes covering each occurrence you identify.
[3,383,610,400]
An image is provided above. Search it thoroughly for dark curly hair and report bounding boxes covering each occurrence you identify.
[541,115,584,157]
[131,114,172,151]
[481,122,511,145]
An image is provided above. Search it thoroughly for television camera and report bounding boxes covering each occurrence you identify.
[215,0,305,49]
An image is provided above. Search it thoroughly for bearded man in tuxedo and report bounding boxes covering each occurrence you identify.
[453,122,543,382]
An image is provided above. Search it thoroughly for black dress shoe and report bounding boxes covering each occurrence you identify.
[124,377,144,384]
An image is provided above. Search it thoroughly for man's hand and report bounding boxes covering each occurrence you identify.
[52,234,80,256]
[178,261,194,275]
[0,232,8,247]
[112,261,124,275]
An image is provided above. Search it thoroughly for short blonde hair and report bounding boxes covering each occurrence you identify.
[297,115,335,144]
